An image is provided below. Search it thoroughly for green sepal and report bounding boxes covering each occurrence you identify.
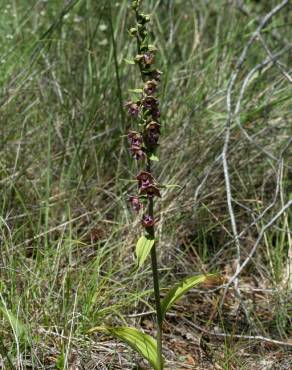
[124,58,136,65]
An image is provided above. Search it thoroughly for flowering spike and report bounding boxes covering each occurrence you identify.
[124,1,164,368]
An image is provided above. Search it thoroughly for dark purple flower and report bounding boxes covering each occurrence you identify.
[142,96,158,111]
[142,97,160,120]
[143,52,155,65]
[150,69,162,81]
[136,171,154,189]
[151,109,161,119]
[128,195,142,213]
[130,146,146,160]
[139,184,161,198]
[128,131,143,146]
[144,121,161,147]
[125,101,140,118]
[144,80,158,96]
[142,215,156,228]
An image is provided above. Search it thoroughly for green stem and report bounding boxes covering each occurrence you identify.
[150,244,163,368]
[147,160,163,369]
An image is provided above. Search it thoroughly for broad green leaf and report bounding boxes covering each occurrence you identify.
[88,326,163,370]
[0,306,27,339]
[161,274,217,319]
[149,153,159,162]
[136,235,155,267]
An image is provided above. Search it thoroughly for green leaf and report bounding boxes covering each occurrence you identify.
[124,58,135,65]
[0,306,27,340]
[136,235,155,267]
[88,326,163,370]
[161,274,217,319]
[55,351,65,370]
[128,88,143,94]
[149,153,159,162]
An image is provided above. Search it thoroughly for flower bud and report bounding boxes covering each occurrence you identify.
[138,13,151,25]
[131,0,139,10]
[128,195,142,213]
[129,27,138,36]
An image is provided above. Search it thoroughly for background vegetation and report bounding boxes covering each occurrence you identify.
[0,0,291,368]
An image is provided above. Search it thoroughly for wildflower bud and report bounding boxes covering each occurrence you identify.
[144,80,158,96]
[129,27,138,36]
[128,195,142,213]
[131,0,139,10]
[142,215,156,228]
[137,13,151,25]
[125,101,140,118]
[140,29,148,41]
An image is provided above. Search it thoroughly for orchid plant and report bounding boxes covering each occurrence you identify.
[90,1,216,369]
